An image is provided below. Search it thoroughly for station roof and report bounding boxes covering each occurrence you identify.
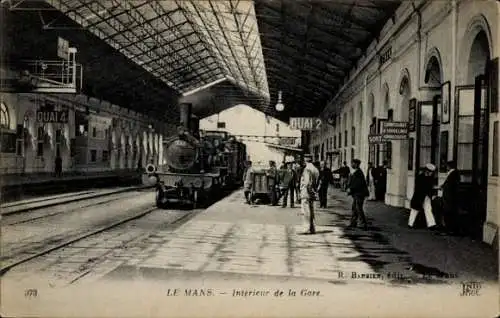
[255,0,401,119]
[43,0,270,112]
[3,0,401,123]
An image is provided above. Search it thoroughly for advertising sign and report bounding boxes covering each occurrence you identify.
[381,121,409,140]
[289,117,322,131]
[278,137,298,147]
[57,37,69,59]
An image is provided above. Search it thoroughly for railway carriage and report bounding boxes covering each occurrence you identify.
[144,103,246,209]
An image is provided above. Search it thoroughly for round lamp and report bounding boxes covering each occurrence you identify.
[275,91,285,112]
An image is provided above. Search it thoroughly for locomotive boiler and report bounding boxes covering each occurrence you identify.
[144,103,246,208]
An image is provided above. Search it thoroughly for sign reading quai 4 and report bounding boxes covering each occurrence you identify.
[36,110,69,123]
[289,117,322,131]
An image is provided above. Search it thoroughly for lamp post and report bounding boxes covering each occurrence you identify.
[275,91,284,112]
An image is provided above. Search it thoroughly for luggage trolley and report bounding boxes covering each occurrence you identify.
[249,169,274,204]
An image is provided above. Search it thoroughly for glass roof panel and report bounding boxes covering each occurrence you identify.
[46,0,269,101]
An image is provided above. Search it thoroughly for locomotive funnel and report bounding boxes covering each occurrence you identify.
[179,103,192,130]
[191,114,200,138]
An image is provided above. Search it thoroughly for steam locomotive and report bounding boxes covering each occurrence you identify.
[144,103,247,208]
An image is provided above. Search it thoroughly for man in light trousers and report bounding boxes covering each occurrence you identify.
[299,154,320,234]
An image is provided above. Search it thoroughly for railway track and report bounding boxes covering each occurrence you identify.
[1,185,153,216]
[3,189,154,226]
[1,204,200,278]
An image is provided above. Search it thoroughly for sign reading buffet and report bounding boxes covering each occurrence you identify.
[289,117,322,131]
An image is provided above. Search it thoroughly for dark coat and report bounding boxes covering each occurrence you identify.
[348,168,369,198]
[294,165,303,188]
[267,166,279,186]
[441,169,460,210]
[279,169,296,189]
[374,166,387,187]
[318,167,333,186]
[339,166,350,178]
[410,173,434,210]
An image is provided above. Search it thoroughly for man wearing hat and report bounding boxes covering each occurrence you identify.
[299,154,319,234]
[408,163,437,229]
[347,159,370,230]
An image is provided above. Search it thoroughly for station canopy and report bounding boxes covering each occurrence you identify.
[43,0,270,115]
[255,0,401,119]
[6,0,401,122]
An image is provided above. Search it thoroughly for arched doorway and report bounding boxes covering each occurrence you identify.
[467,30,489,82]
[455,27,493,239]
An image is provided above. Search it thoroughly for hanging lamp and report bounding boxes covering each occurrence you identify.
[275,90,285,112]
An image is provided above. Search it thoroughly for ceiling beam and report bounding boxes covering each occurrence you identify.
[258,18,356,65]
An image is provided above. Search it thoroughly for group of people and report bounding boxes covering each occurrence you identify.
[337,161,388,201]
[242,155,462,236]
[242,155,354,234]
[408,161,461,235]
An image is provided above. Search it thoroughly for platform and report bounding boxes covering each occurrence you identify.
[0,169,140,187]
[0,169,143,203]
[106,187,497,285]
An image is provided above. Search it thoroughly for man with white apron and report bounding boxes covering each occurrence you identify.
[299,154,319,234]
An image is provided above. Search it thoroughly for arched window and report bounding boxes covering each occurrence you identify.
[1,102,10,129]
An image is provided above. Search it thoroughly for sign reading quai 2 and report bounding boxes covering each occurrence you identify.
[36,110,69,123]
[289,117,322,131]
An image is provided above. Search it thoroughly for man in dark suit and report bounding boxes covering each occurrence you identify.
[347,159,369,230]
[374,160,388,201]
[317,161,333,208]
[339,161,350,192]
[440,161,461,234]
[266,160,279,205]
[279,162,296,208]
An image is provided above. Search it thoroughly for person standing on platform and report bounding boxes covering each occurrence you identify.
[317,161,333,208]
[408,164,437,229]
[374,160,388,201]
[243,161,254,204]
[366,162,376,200]
[279,162,296,208]
[266,160,279,206]
[347,159,369,230]
[339,162,350,192]
[440,161,461,235]
[299,154,319,234]
[293,161,303,204]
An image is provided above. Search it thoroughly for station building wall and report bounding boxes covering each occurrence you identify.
[0,67,177,175]
[312,0,499,245]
